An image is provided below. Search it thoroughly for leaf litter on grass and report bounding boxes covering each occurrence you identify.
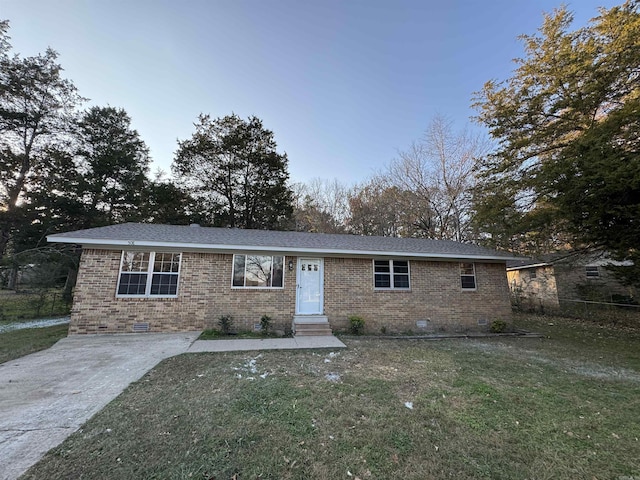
[21,315,640,480]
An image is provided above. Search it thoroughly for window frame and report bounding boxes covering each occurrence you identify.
[373,259,411,290]
[231,254,285,289]
[460,262,477,290]
[585,265,600,278]
[116,251,181,299]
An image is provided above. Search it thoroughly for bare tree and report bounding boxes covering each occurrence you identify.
[347,176,432,237]
[387,115,490,241]
[291,178,349,233]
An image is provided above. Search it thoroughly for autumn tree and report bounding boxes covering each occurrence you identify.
[347,176,430,237]
[472,1,640,282]
[173,114,293,229]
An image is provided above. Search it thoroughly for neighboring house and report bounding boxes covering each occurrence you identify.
[48,223,515,335]
[507,251,637,312]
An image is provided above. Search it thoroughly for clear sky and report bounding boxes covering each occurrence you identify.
[0,0,621,184]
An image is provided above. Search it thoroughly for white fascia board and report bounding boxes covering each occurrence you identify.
[47,236,513,262]
[506,263,550,271]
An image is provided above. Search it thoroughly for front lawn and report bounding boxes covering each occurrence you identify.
[0,324,69,365]
[23,313,640,479]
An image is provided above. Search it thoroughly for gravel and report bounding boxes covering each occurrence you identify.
[0,316,70,333]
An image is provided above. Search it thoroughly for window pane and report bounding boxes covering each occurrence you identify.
[150,274,178,295]
[245,255,271,287]
[118,273,148,295]
[374,260,390,273]
[460,263,474,275]
[375,274,391,288]
[461,276,476,289]
[272,256,284,287]
[393,261,409,274]
[122,252,149,272]
[154,252,180,273]
[233,255,246,286]
[394,274,410,289]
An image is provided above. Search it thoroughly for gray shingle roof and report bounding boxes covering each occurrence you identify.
[48,223,517,261]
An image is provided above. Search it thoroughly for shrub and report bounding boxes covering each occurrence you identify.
[490,319,507,333]
[218,314,234,335]
[349,315,365,335]
[260,315,272,335]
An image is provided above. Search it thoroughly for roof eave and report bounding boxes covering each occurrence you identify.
[47,236,513,263]
[506,262,550,271]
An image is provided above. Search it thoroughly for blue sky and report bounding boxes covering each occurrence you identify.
[1,0,620,184]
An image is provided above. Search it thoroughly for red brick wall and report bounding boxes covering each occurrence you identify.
[70,249,511,334]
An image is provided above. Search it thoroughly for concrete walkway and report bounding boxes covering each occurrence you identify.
[0,332,199,480]
[188,335,346,352]
[0,332,345,479]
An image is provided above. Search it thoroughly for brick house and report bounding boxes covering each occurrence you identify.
[48,223,515,335]
[507,252,637,312]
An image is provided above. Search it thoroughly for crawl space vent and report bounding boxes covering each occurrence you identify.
[132,322,150,333]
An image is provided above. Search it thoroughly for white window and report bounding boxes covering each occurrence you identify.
[374,260,410,289]
[460,262,477,290]
[232,254,284,288]
[585,266,600,278]
[117,251,181,297]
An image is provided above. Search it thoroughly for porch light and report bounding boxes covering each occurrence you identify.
[288,260,294,271]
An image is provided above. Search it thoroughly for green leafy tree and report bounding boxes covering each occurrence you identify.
[0,20,83,257]
[472,1,640,283]
[74,106,150,226]
[140,173,195,225]
[173,113,293,229]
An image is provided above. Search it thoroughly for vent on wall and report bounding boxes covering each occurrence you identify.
[132,323,150,333]
[416,320,430,329]
[477,318,488,326]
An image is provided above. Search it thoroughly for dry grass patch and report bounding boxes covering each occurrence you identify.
[23,314,640,480]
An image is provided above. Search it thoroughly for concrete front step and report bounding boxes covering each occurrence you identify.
[295,326,333,336]
[292,316,333,336]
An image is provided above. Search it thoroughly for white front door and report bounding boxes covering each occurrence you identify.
[296,258,324,315]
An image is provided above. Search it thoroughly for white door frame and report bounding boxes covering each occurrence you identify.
[296,258,324,315]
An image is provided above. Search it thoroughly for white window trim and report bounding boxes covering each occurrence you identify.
[230,254,286,289]
[373,259,411,290]
[116,251,181,299]
[460,262,477,291]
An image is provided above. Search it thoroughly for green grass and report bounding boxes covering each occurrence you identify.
[0,324,69,364]
[0,289,71,324]
[199,329,289,340]
[22,313,640,480]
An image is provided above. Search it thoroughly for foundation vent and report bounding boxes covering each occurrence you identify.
[132,322,150,333]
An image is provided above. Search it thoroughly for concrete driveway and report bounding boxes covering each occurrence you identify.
[0,332,199,480]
